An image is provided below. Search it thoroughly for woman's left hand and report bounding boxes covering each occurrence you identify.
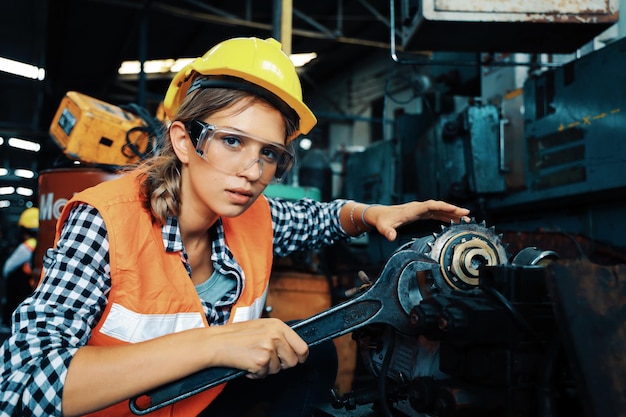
[365,200,470,241]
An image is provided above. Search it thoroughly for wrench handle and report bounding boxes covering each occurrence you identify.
[130,249,426,415]
[129,367,245,415]
[129,297,383,415]
[291,298,382,345]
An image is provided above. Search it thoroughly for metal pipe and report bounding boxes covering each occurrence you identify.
[282,0,293,54]
[137,13,147,108]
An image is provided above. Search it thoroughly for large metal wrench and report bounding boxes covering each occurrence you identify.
[129,249,438,415]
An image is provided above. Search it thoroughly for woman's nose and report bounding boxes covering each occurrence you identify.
[237,158,264,181]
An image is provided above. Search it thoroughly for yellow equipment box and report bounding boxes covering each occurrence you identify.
[49,91,151,167]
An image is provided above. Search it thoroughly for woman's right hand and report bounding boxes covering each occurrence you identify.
[62,318,307,416]
[207,318,309,378]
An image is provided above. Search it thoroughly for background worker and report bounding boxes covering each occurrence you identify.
[1,207,38,326]
[0,37,469,417]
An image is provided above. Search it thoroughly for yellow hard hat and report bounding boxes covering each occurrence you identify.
[18,207,39,230]
[163,37,316,141]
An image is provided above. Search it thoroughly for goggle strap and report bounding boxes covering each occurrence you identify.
[185,120,213,147]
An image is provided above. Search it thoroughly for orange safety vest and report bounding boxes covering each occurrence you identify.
[53,172,273,416]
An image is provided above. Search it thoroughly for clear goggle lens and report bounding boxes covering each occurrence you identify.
[185,120,294,184]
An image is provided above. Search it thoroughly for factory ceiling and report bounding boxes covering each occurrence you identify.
[1,0,405,224]
[1,0,404,135]
[0,0,618,225]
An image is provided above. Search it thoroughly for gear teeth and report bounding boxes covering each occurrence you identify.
[407,219,509,294]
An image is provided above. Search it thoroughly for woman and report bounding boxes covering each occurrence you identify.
[0,37,469,417]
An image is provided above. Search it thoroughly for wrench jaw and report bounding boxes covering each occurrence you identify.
[395,254,440,335]
[303,249,441,338]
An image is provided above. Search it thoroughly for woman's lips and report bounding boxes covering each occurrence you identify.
[225,188,253,205]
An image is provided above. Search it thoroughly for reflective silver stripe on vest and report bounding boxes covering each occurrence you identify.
[231,289,269,323]
[100,303,205,343]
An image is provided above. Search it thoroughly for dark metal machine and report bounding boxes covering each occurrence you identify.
[345,35,626,267]
[325,34,626,416]
[130,220,626,417]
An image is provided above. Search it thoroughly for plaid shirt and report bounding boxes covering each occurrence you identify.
[0,197,349,417]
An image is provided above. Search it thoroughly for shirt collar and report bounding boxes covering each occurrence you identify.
[161,215,227,261]
[162,215,184,252]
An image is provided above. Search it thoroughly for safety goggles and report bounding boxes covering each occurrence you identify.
[185,120,294,184]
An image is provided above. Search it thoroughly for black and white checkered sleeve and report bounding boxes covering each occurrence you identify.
[269,197,350,257]
[0,203,111,417]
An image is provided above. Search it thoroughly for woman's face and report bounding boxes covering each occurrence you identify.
[179,99,287,222]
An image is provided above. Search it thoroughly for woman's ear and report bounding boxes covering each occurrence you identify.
[170,121,191,163]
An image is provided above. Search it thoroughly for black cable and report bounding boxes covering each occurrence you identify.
[120,103,165,160]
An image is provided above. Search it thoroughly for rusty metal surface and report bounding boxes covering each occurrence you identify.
[502,230,626,266]
[429,0,618,23]
[400,0,618,53]
[546,260,626,417]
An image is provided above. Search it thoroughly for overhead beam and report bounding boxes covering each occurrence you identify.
[82,0,403,51]
[281,0,293,54]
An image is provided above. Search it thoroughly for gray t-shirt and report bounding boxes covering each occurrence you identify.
[195,270,237,307]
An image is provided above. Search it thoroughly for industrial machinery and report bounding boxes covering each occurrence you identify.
[325,221,564,417]
[346,34,626,266]
[319,221,625,417]
[129,220,626,417]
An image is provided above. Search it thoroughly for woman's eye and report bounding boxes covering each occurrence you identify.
[220,135,242,148]
[261,147,279,162]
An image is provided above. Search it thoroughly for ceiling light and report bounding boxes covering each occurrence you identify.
[118,58,194,75]
[118,52,316,76]
[171,59,194,72]
[7,137,40,152]
[16,187,34,196]
[0,168,8,176]
[14,169,35,179]
[0,186,15,195]
[0,201,10,208]
[299,138,312,150]
[0,56,45,80]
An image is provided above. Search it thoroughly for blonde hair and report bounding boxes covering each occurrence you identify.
[133,88,297,225]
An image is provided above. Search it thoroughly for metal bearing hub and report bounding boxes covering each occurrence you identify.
[409,219,509,292]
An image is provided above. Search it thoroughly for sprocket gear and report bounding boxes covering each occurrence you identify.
[407,218,509,292]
